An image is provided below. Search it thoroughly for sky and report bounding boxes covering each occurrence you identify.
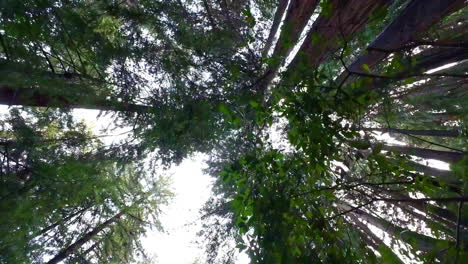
[140,154,213,263]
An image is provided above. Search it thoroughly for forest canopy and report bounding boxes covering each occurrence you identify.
[0,0,467,263]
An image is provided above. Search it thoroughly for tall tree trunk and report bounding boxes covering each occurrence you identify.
[339,202,452,253]
[353,46,468,94]
[260,0,320,90]
[202,0,218,30]
[401,79,467,99]
[381,194,456,239]
[406,160,460,184]
[365,127,460,137]
[261,0,290,58]
[0,85,151,113]
[269,0,320,61]
[382,144,466,163]
[375,190,468,229]
[336,0,465,84]
[286,0,392,74]
[46,210,125,264]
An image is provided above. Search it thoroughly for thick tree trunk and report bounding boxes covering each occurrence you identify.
[261,0,290,58]
[365,127,460,137]
[337,0,465,84]
[406,161,459,184]
[287,0,392,73]
[427,112,464,123]
[0,85,151,113]
[401,79,467,99]
[270,0,320,61]
[351,46,468,94]
[260,0,320,90]
[382,144,466,163]
[378,190,468,229]
[46,210,125,264]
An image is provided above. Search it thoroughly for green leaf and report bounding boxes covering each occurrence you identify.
[362,64,370,73]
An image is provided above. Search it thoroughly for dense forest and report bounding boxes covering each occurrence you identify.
[0,0,467,263]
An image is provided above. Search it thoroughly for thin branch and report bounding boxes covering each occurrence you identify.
[37,43,56,74]
[328,200,375,220]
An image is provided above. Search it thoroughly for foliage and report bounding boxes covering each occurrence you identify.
[0,0,467,263]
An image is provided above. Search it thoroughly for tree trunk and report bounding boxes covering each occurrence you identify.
[377,190,468,229]
[261,0,290,58]
[365,127,460,137]
[202,0,218,30]
[287,0,392,73]
[382,144,466,163]
[337,0,465,84]
[260,0,320,90]
[339,202,452,253]
[46,210,125,264]
[406,160,459,184]
[270,0,320,61]
[352,46,468,95]
[401,79,467,99]
[0,85,151,113]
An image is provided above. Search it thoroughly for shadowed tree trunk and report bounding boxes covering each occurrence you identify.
[382,144,466,163]
[406,160,460,184]
[0,85,151,113]
[339,202,453,253]
[260,0,321,90]
[287,0,393,75]
[400,79,467,99]
[261,0,290,58]
[337,0,466,84]
[376,190,468,229]
[269,0,320,61]
[365,127,460,137]
[349,46,468,94]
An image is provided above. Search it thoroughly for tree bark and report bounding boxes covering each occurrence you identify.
[377,190,468,229]
[336,0,466,84]
[287,0,392,73]
[270,0,320,61]
[406,160,459,184]
[382,144,466,163]
[0,85,151,113]
[46,210,125,264]
[339,202,452,253]
[365,127,460,137]
[261,0,290,58]
[348,46,468,94]
[260,0,320,90]
[401,79,467,99]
